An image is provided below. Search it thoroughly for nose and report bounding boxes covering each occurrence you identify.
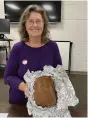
[33,22,38,27]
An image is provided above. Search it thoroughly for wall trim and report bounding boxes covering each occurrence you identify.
[70,71,87,75]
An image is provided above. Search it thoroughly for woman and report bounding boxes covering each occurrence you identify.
[4,4,62,104]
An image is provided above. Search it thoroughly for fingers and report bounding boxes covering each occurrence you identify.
[24,85,29,98]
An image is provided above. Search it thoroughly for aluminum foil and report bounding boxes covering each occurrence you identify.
[24,65,79,117]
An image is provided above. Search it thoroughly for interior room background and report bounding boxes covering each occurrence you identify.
[0,0,87,73]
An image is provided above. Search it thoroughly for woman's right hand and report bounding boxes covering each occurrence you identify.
[24,84,29,98]
[18,82,29,98]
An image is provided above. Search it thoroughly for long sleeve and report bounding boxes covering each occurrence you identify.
[53,42,62,67]
[4,44,23,89]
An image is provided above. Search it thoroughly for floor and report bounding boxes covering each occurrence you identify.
[0,69,87,116]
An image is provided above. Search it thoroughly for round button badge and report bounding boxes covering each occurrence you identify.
[22,59,28,65]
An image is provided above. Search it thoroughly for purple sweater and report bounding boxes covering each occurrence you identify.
[4,40,62,104]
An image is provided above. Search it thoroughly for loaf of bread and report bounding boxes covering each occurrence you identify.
[33,76,57,107]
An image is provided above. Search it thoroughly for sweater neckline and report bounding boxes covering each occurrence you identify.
[22,40,50,49]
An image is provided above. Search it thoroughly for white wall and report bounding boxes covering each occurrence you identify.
[0,0,87,72]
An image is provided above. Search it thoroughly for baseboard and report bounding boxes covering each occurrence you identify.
[70,71,87,75]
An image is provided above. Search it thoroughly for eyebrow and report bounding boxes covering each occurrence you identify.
[28,19,43,21]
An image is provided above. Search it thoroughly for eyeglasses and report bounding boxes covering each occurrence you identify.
[26,19,43,26]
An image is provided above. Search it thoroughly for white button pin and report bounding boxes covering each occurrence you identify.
[22,59,28,65]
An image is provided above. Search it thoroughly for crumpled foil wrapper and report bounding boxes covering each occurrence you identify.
[24,65,79,117]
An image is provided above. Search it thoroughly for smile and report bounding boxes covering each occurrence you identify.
[32,30,39,31]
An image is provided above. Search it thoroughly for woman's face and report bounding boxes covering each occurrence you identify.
[25,11,44,37]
